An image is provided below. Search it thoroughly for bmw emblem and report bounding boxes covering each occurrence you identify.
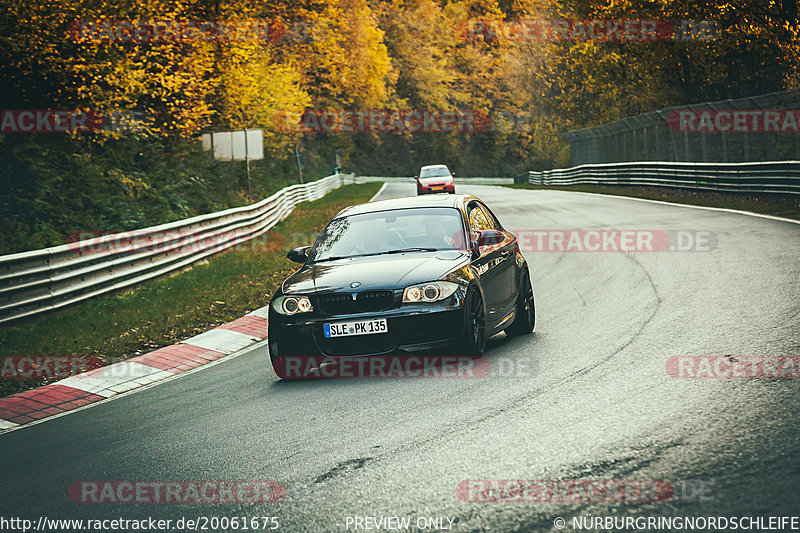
[349,282,361,288]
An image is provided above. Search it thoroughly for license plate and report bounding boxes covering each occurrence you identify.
[324,319,388,338]
[432,186,444,191]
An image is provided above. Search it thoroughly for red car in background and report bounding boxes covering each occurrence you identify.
[416,164,455,195]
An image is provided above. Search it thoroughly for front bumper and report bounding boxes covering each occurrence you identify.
[418,183,455,194]
[269,297,466,359]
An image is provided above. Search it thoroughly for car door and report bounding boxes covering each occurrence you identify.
[479,202,519,318]
[467,201,517,327]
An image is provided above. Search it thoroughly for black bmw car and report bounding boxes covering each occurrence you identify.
[268,194,535,378]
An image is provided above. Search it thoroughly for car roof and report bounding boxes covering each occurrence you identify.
[335,194,479,218]
[420,164,448,169]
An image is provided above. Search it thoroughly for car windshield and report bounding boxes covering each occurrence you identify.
[419,167,451,178]
[311,207,466,262]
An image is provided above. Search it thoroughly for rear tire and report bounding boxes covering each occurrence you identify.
[505,270,535,336]
[459,288,486,355]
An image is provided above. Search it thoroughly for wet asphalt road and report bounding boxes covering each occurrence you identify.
[1,182,799,532]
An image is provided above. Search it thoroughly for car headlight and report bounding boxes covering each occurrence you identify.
[272,295,313,315]
[402,281,460,303]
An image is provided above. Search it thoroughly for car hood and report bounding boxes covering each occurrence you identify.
[282,251,468,294]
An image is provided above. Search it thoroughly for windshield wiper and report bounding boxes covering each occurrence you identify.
[384,247,438,254]
[314,248,438,262]
[314,254,362,262]
[314,251,385,262]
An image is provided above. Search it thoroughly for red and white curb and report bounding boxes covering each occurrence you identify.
[0,307,269,432]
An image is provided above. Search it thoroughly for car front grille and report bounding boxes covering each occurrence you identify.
[355,290,395,312]
[317,290,396,315]
[317,293,354,315]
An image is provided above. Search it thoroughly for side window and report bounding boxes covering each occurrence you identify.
[479,203,503,230]
[468,202,502,231]
[468,202,494,231]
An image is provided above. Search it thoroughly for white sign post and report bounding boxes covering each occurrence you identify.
[202,129,264,203]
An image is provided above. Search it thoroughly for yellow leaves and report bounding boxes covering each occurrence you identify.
[109,169,152,199]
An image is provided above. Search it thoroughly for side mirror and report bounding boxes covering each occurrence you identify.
[476,229,506,247]
[469,231,481,259]
[287,245,311,264]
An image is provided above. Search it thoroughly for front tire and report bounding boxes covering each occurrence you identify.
[505,269,535,336]
[459,288,486,355]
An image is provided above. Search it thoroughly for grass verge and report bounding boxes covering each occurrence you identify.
[0,182,382,398]
[505,184,800,221]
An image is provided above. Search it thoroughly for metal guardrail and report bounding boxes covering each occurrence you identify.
[353,176,514,184]
[527,161,800,195]
[0,173,359,325]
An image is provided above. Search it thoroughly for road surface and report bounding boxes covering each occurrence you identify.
[1,182,799,532]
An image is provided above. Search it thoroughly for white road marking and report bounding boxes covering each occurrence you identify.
[369,182,388,202]
[522,188,800,226]
[182,328,256,354]
[246,305,270,319]
[57,362,173,398]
